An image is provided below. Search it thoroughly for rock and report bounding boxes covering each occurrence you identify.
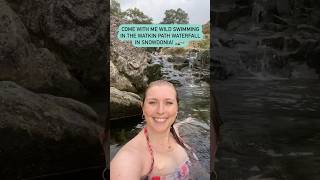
[173,63,189,71]
[262,22,288,32]
[288,39,318,62]
[0,81,103,179]
[4,0,107,95]
[261,34,285,50]
[195,49,210,69]
[110,15,150,92]
[110,87,142,120]
[167,55,186,63]
[0,1,88,98]
[110,15,153,119]
[227,16,253,32]
[144,63,162,83]
[110,61,137,92]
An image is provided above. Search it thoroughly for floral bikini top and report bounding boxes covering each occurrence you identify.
[141,127,192,180]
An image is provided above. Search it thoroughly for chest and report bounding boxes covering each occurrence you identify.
[151,147,188,175]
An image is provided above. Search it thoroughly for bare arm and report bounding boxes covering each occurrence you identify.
[110,148,142,180]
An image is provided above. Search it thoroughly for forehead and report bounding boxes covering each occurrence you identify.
[145,84,177,99]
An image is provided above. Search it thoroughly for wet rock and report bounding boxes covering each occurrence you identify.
[0,81,103,179]
[173,63,189,71]
[195,49,210,69]
[168,79,183,87]
[110,87,142,120]
[167,55,186,63]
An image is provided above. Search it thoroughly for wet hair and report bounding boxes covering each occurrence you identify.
[142,80,188,150]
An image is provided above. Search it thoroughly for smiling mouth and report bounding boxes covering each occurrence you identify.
[153,118,167,123]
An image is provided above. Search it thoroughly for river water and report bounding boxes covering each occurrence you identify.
[214,78,320,180]
[110,54,210,178]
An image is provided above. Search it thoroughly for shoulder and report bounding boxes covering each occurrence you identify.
[110,147,141,179]
[110,132,148,179]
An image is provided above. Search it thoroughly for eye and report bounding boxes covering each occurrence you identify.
[165,101,174,105]
[148,101,156,105]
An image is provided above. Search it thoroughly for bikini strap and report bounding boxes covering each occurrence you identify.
[143,127,154,175]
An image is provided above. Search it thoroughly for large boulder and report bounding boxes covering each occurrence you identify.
[0,81,104,179]
[110,87,142,120]
[0,0,86,98]
[2,0,107,96]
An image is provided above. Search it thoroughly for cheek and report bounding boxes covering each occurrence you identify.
[143,105,154,115]
[169,107,178,116]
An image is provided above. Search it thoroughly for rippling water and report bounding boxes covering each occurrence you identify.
[214,78,320,180]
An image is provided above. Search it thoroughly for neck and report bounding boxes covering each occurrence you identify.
[145,126,172,151]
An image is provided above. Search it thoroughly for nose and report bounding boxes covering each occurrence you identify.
[156,102,165,114]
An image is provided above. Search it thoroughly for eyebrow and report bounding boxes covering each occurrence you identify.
[145,98,175,101]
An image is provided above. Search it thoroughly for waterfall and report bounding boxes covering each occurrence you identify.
[150,53,207,86]
[187,54,196,87]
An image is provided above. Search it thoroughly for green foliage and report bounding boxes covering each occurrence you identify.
[161,8,189,24]
[110,0,122,17]
[123,8,153,24]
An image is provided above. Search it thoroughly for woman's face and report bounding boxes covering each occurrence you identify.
[143,84,178,133]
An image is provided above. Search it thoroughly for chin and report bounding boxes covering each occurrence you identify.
[150,123,171,133]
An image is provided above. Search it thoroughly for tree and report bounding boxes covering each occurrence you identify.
[123,8,153,24]
[110,0,122,17]
[161,8,189,24]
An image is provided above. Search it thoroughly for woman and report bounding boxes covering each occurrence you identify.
[111,80,197,180]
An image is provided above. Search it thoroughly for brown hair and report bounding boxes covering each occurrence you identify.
[142,80,188,150]
[142,80,179,104]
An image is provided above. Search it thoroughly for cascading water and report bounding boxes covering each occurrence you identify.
[186,54,196,87]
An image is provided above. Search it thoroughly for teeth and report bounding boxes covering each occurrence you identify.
[153,118,167,122]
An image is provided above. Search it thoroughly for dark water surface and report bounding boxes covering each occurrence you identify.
[214,79,320,180]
